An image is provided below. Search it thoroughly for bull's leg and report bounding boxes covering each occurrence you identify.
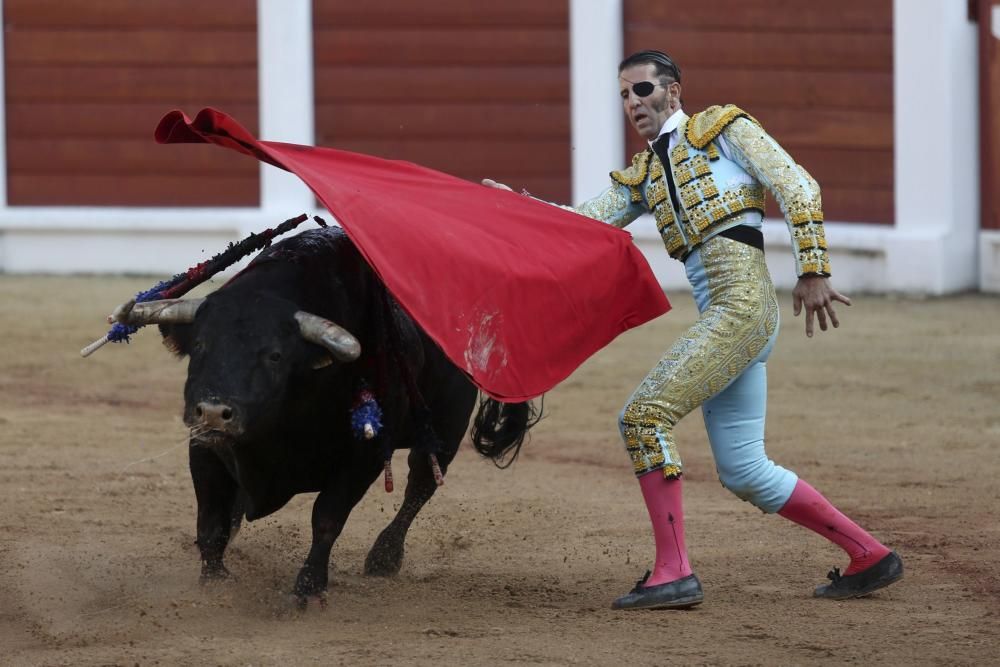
[364,444,459,576]
[190,445,240,582]
[293,455,382,604]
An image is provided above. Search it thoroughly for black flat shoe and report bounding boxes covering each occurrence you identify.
[814,551,904,600]
[611,571,704,610]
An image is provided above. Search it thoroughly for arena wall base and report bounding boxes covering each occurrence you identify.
[0,208,318,276]
[980,231,1000,293]
[2,211,991,298]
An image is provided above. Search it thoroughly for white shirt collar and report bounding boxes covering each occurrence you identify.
[648,108,687,145]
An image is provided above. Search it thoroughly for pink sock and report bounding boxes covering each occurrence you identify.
[778,479,891,575]
[638,472,693,586]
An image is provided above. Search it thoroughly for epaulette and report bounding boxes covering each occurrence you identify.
[684,105,760,149]
[610,148,653,187]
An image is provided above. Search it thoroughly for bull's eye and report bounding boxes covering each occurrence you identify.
[268,351,282,363]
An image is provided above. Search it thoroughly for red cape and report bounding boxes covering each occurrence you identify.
[155,108,669,402]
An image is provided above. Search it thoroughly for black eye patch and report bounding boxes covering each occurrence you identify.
[632,81,656,97]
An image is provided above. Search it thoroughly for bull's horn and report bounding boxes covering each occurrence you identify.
[294,311,361,362]
[112,298,205,326]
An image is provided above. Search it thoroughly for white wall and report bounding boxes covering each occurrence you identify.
[0,0,991,294]
[891,0,981,293]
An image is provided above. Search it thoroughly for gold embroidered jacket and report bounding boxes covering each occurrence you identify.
[574,105,830,276]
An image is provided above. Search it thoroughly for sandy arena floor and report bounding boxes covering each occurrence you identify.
[1,275,998,666]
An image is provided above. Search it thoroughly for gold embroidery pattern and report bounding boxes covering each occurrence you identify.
[674,155,710,188]
[620,236,779,478]
[701,181,720,200]
[679,182,701,209]
[574,183,642,229]
[646,178,668,208]
[649,159,664,182]
[706,143,721,161]
[722,117,830,276]
[663,231,685,255]
[653,200,676,230]
[671,144,690,164]
[798,250,832,276]
[610,149,652,186]
[675,167,694,187]
[791,210,824,225]
[685,184,766,239]
[648,167,682,252]
[654,205,684,254]
[685,105,759,149]
[693,155,712,178]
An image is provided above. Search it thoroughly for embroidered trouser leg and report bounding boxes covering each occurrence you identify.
[619,235,793,507]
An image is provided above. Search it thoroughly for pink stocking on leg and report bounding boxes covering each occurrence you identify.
[638,472,693,586]
[778,479,891,575]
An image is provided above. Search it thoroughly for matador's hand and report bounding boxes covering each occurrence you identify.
[481,178,513,191]
[792,276,851,338]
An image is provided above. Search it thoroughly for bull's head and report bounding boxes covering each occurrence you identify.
[112,294,360,444]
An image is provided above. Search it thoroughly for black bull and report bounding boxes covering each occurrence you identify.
[123,228,537,603]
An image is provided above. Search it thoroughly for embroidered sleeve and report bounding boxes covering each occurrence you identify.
[528,149,649,228]
[526,181,645,229]
[572,182,646,229]
[722,117,830,277]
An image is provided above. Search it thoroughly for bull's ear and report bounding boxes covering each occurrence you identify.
[159,323,193,357]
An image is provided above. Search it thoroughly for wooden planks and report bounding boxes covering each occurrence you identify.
[314,28,568,66]
[6,66,259,103]
[788,148,892,188]
[981,0,1000,230]
[633,0,893,33]
[6,103,259,138]
[628,29,893,71]
[5,30,256,66]
[7,173,258,207]
[314,103,568,140]
[624,0,894,223]
[3,0,257,28]
[331,139,571,177]
[7,139,259,174]
[677,69,892,112]
[312,1,571,203]
[3,2,259,207]
[313,0,566,28]
[315,65,569,104]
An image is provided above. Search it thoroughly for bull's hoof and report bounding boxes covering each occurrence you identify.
[199,561,232,584]
[364,544,404,577]
[293,567,328,604]
[293,590,329,612]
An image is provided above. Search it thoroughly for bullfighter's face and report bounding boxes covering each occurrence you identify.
[619,62,680,142]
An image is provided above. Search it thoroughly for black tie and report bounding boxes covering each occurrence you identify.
[651,134,679,212]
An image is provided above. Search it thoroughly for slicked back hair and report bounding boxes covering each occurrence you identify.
[618,50,681,84]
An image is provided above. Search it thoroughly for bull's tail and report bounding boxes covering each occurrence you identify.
[470,396,543,469]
